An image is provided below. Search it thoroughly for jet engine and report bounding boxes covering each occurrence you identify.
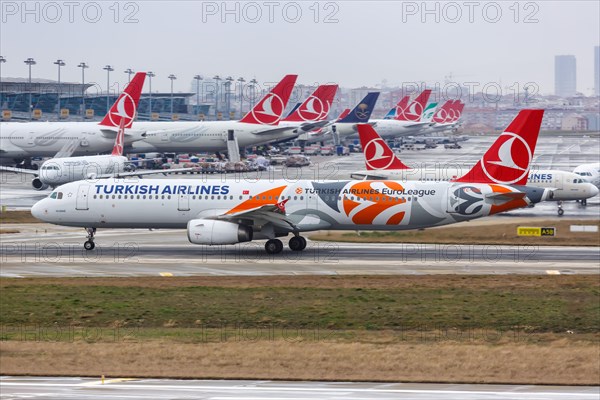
[187,219,253,245]
[31,177,49,191]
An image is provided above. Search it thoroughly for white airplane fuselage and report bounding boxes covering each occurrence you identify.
[0,121,141,160]
[350,167,599,201]
[36,155,128,189]
[32,178,548,235]
[131,121,299,153]
[574,163,600,188]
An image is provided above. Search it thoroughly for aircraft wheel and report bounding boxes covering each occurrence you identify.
[557,208,564,216]
[84,240,95,251]
[582,199,587,206]
[289,236,306,251]
[265,239,283,254]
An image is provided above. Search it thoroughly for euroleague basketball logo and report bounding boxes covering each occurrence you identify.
[364,138,396,170]
[297,96,329,121]
[251,93,285,125]
[108,92,137,128]
[481,132,532,184]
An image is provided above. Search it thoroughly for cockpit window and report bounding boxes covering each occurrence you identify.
[49,192,63,199]
[57,192,63,199]
[50,192,57,199]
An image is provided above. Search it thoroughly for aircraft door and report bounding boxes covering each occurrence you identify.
[178,193,190,211]
[76,184,90,210]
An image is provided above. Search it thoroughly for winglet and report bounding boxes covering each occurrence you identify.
[337,92,380,123]
[357,124,410,170]
[455,109,544,185]
[240,74,298,125]
[99,72,146,128]
[283,84,338,122]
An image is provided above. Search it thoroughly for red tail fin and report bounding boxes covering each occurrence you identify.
[395,89,432,121]
[394,96,410,117]
[111,117,126,156]
[284,84,338,122]
[432,100,453,123]
[452,102,465,122]
[455,109,544,185]
[99,72,146,128]
[357,124,410,171]
[240,74,298,125]
[336,109,350,122]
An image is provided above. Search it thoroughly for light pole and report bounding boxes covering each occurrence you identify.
[0,56,6,110]
[24,58,36,119]
[77,62,89,119]
[124,68,134,83]
[53,59,65,119]
[249,78,258,109]
[102,65,114,114]
[147,71,155,117]
[193,75,203,115]
[213,75,221,119]
[225,76,234,119]
[168,74,177,117]
[237,77,245,118]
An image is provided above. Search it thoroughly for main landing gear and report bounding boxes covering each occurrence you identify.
[84,227,96,250]
[264,235,307,254]
[557,201,564,216]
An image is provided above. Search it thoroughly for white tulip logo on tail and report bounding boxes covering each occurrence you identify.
[251,93,285,125]
[108,92,137,128]
[481,132,532,184]
[365,138,396,170]
[298,96,329,121]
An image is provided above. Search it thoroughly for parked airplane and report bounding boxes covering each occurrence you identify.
[423,100,464,134]
[367,90,434,139]
[574,163,600,188]
[1,118,195,190]
[31,110,551,253]
[130,75,300,153]
[351,115,598,214]
[0,73,147,165]
[278,84,338,133]
[382,96,409,119]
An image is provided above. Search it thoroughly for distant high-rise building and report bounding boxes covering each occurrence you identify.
[555,55,577,97]
[594,46,599,97]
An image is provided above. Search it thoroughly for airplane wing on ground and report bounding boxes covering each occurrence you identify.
[211,200,299,232]
[104,167,203,179]
[0,166,39,176]
[296,120,332,132]
[53,139,80,159]
[100,129,147,140]
[251,126,299,136]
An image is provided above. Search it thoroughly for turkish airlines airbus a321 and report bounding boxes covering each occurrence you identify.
[32,110,551,254]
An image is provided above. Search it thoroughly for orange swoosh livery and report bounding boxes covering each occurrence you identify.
[343,181,407,225]
[226,186,288,215]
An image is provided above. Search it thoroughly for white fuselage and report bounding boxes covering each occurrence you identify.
[32,178,548,236]
[130,121,299,153]
[0,121,141,160]
[369,119,432,139]
[350,168,599,201]
[574,163,600,188]
[38,155,128,187]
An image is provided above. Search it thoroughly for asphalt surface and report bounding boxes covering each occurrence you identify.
[1,377,599,400]
[1,226,598,277]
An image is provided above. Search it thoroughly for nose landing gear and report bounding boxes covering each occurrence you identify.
[84,227,96,250]
[557,201,564,216]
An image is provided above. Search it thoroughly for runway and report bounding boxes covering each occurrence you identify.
[1,377,598,400]
[1,225,598,277]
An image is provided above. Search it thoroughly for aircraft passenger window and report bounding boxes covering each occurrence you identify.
[230,196,233,200]
[118,195,122,199]
[112,195,116,199]
[124,195,128,199]
[268,196,272,200]
[168,196,171,199]
[375,197,379,201]
[294,196,297,200]
[57,192,63,199]
[142,195,146,199]
[99,195,103,199]
[239,196,242,200]
[50,192,57,199]
[300,196,304,200]
[262,196,266,200]
[93,195,97,199]
[137,195,140,199]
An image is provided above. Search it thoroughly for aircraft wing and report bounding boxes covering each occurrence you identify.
[100,129,147,140]
[212,201,297,232]
[53,139,80,158]
[297,120,331,132]
[0,166,39,176]
[252,126,298,136]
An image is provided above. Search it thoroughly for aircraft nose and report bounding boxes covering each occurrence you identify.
[31,199,47,221]
[589,184,600,197]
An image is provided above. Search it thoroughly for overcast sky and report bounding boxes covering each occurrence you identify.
[1,1,599,96]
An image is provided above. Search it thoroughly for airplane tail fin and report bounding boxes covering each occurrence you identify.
[432,100,453,123]
[455,109,544,185]
[452,102,465,122]
[384,96,409,119]
[283,84,338,122]
[239,74,298,125]
[395,89,431,121]
[99,72,146,128]
[421,102,439,123]
[286,103,302,118]
[337,92,380,123]
[111,117,127,156]
[335,108,351,122]
[357,124,410,170]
